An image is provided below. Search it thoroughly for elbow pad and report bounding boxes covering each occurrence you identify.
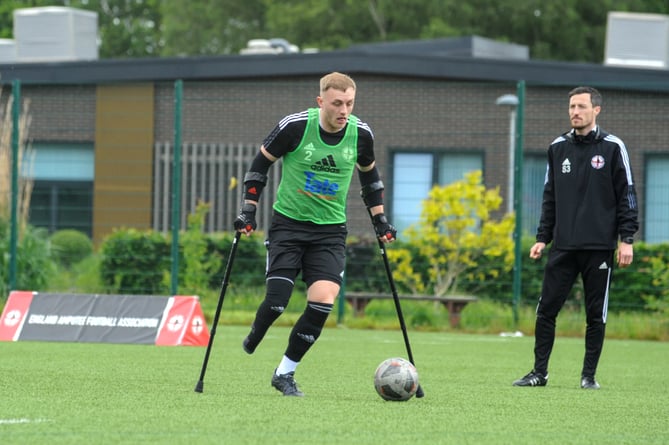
[243,171,268,201]
[359,165,384,207]
[360,182,384,208]
[359,166,384,207]
[243,153,272,201]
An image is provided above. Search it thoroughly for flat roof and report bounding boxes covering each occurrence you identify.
[1,45,668,91]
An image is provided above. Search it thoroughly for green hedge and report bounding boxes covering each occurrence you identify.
[92,227,666,313]
[207,232,266,288]
[99,229,171,294]
[344,236,666,313]
[97,228,266,295]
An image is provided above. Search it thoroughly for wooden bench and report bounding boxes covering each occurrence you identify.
[344,292,478,328]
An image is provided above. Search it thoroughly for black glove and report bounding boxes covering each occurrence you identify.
[233,203,257,231]
[372,213,397,241]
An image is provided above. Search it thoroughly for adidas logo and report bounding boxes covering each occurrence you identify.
[297,333,316,344]
[312,155,340,173]
[561,158,571,174]
[270,305,285,313]
[599,262,608,270]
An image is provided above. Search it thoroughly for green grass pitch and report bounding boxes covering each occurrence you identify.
[1,325,668,444]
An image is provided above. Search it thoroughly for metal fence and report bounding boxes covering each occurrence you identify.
[2,76,669,311]
[152,141,280,233]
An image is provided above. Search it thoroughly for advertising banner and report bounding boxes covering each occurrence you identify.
[155,296,210,346]
[0,291,209,346]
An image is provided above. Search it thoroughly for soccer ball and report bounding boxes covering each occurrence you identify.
[374,357,419,401]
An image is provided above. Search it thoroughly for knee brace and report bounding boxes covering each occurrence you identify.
[244,270,297,353]
[265,270,297,313]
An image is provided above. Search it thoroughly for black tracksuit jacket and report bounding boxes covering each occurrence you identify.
[536,126,639,250]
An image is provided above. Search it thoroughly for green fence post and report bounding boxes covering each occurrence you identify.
[170,80,183,295]
[511,80,526,326]
[9,80,21,291]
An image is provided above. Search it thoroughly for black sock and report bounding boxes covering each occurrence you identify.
[244,277,293,353]
[285,302,333,362]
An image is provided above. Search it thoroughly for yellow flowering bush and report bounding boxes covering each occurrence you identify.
[388,170,514,297]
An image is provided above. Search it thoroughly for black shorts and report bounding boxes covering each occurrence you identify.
[266,212,347,287]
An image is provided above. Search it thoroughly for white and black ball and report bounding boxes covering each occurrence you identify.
[374,357,419,401]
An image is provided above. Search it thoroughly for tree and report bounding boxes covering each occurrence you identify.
[0,0,163,58]
[0,82,54,296]
[0,0,54,39]
[161,0,266,56]
[387,170,515,297]
[1,0,668,64]
[69,0,163,58]
[264,0,452,51]
[0,83,33,231]
[263,0,669,62]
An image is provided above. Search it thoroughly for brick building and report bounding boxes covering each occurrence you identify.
[2,41,669,243]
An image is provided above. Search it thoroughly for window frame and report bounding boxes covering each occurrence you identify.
[388,149,484,234]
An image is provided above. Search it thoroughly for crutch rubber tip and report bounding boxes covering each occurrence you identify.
[415,386,425,398]
[194,381,204,393]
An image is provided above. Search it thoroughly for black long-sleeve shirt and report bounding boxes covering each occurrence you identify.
[536,126,639,250]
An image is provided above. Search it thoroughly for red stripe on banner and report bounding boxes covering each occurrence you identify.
[155,296,209,346]
[0,291,35,341]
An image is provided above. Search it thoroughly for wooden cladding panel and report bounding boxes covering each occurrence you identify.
[93,84,154,244]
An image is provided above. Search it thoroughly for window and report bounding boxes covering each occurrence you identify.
[30,181,93,236]
[391,151,482,234]
[24,143,94,236]
[645,156,669,243]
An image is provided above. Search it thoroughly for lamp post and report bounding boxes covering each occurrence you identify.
[495,94,519,214]
[496,91,523,327]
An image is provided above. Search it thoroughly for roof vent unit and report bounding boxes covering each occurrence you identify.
[604,11,669,70]
[13,6,98,62]
[0,38,16,63]
[240,38,300,55]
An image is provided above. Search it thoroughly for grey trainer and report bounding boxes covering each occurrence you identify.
[271,370,304,396]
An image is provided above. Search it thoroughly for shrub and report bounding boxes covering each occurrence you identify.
[395,171,515,297]
[179,202,222,294]
[208,231,266,288]
[0,221,55,296]
[99,228,170,294]
[50,229,93,268]
[344,238,388,293]
[614,242,669,311]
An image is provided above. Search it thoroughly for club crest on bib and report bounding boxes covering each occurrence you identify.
[341,145,356,162]
[591,155,605,170]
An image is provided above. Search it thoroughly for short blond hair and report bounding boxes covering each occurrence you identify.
[320,72,356,94]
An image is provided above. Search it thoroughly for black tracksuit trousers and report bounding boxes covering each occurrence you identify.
[533,248,615,378]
